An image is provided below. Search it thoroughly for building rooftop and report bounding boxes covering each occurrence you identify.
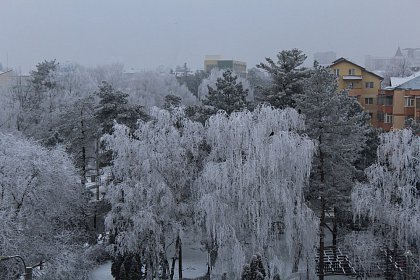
[330,58,383,80]
[386,71,420,90]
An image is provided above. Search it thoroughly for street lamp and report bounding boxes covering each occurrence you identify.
[0,255,32,280]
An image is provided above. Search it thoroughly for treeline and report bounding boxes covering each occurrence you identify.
[0,50,418,279]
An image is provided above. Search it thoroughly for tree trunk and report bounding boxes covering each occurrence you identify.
[170,256,176,280]
[292,200,301,273]
[177,234,183,279]
[293,242,302,272]
[80,110,86,185]
[332,207,338,259]
[319,197,325,280]
[93,206,97,230]
[318,142,326,280]
[96,137,100,201]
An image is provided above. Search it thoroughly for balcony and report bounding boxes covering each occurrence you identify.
[342,75,362,80]
[347,88,362,96]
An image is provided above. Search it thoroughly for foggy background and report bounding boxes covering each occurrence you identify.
[1,0,419,73]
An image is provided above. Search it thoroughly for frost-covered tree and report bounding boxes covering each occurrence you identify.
[176,69,209,97]
[0,133,92,279]
[189,69,252,123]
[95,81,148,135]
[163,94,182,111]
[95,81,149,169]
[197,68,253,102]
[381,57,413,87]
[202,69,250,115]
[352,129,420,272]
[257,49,310,108]
[241,254,266,280]
[89,63,125,89]
[123,69,197,108]
[30,59,59,93]
[247,67,272,103]
[52,96,100,181]
[294,65,369,279]
[196,106,318,278]
[104,108,205,279]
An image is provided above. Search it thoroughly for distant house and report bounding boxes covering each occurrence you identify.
[0,70,14,88]
[0,70,30,89]
[329,58,383,126]
[377,72,420,131]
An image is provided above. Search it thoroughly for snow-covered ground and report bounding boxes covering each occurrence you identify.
[90,261,113,280]
[88,235,378,280]
[90,236,208,280]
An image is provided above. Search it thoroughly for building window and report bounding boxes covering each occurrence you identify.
[365,97,374,105]
[347,82,354,89]
[378,95,393,106]
[377,112,384,121]
[405,97,415,107]
[333,69,340,76]
[384,114,393,124]
[349,68,356,75]
[365,82,374,88]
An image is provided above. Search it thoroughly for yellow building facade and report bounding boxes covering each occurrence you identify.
[329,58,383,126]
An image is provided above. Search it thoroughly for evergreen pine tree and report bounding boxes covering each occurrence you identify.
[202,69,249,116]
[294,64,369,279]
[95,81,148,135]
[95,81,148,167]
[241,254,266,280]
[163,94,182,111]
[30,59,59,93]
[257,49,309,108]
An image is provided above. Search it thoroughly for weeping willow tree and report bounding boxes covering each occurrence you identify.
[104,107,205,279]
[352,129,420,276]
[196,106,319,279]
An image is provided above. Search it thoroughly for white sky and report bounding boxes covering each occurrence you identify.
[1,0,419,73]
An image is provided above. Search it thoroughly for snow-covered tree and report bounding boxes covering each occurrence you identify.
[247,67,272,103]
[202,69,250,114]
[0,133,92,279]
[95,81,148,136]
[352,129,420,267]
[241,254,266,280]
[196,106,318,278]
[104,108,205,279]
[198,68,253,102]
[123,69,198,108]
[30,59,59,93]
[381,57,413,87]
[176,69,209,97]
[89,63,125,89]
[294,65,369,279]
[257,49,310,108]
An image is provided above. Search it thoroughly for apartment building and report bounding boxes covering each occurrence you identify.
[377,72,420,131]
[204,55,247,78]
[329,58,383,126]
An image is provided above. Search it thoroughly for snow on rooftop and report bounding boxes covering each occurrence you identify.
[390,71,420,88]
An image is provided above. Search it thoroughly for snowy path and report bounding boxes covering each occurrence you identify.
[90,261,113,280]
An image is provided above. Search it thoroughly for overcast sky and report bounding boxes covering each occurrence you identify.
[1,0,419,73]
